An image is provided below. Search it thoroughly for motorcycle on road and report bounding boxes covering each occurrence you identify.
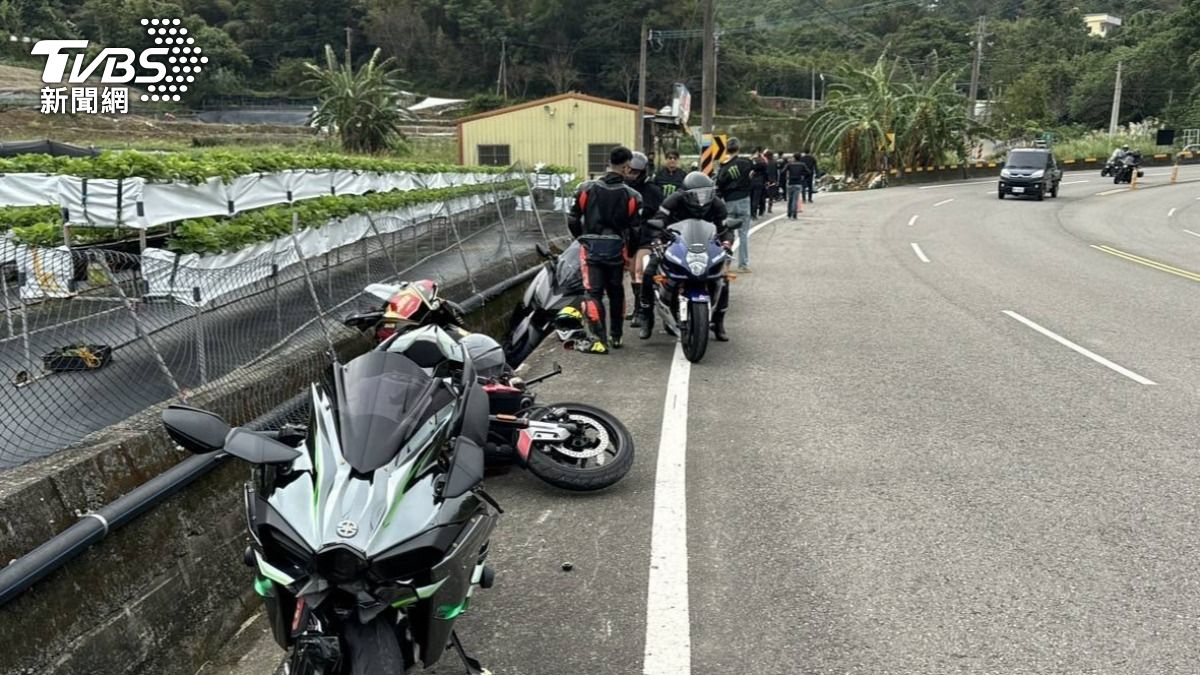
[344,279,634,491]
[644,218,733,364]
[503,241,589,367]
[1113,151,1145,184]
[162,325,499,675]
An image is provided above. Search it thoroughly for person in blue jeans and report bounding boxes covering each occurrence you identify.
[715,137,756,272]
[781,152,810,220]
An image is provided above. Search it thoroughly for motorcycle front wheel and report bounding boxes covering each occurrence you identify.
[526,403,635,491]
[681,300,709,363]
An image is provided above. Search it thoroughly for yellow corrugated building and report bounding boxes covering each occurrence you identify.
[456,93,644,177]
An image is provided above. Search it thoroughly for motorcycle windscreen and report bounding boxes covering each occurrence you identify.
[334,351,447,473]
[669,219,718,247]
[555,240,586,295]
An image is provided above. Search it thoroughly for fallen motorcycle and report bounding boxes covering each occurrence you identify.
[345,279,634,491]
[502,241,590,367]
[162,324,499,675]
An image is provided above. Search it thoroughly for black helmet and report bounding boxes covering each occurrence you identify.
[682,171,715,210]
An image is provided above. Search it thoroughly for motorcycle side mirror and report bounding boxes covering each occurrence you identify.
[443,436,485,499]
[343,311,383,329]
[223,427,303,465]
[535,243,552,259]
[163,405,230,454]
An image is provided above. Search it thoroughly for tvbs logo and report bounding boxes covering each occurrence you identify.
[33,18,206,104]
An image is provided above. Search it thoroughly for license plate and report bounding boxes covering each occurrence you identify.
[679,302,688,323]
[1012,186,1025,193]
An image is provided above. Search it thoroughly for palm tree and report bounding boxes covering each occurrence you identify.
[305,46,413,154]
[803,54,974,178]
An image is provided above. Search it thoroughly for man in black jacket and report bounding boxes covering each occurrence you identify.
[567,146,643,353]
[781,152,810,219]
[798,149,818,203]
[654,150,687,196]
[715,137,755,272]
[764,150,780,213]
[750,147,769,219]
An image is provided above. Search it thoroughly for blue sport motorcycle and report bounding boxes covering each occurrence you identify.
[646,218,732,363]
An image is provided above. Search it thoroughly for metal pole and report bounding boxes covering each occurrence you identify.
[272,263,281,341]
[701,0,715,134]
[94,252,186,401]
[362,233,370,286]
[17,289,31,375]
[445,206,478,294]
[366,214,400,280]
[518,163,551,245]
[1109,61,1123,136]
[0,269,14,339]
[636,22,649,152]
[324,252,332,301]
[192,287,207,385]
[810,68,815,110]
[491,178,520,273]
[290,213,337,355]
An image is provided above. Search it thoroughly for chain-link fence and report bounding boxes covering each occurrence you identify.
[0,164,574,470]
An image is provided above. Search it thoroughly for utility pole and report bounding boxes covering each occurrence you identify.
[966,16,985,119]
[636,23,649,152]
[810,68,815,110]
[701,0,716,133]
[344,27,353,65]
[1109,61,1123,136]
[496,37,508,99]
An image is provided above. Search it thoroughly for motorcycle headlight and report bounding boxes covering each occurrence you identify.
[315,545,368,585]
[686,252,708,276]
[1031,170,1044,178]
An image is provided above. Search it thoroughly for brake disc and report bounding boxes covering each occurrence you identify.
[542,414,610,460]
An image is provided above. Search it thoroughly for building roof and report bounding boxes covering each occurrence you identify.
[455,92,653,125]
[1083,13,1122,24]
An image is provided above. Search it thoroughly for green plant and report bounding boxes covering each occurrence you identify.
[305,45,412,154]
[167,180,523,255]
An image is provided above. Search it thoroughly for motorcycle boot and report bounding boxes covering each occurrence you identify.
[711,312,729,342]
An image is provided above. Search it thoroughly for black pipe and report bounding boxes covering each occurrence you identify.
[457,263,543,314]
[0,261,543,607]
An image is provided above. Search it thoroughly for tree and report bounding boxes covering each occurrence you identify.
[305,45,411,154]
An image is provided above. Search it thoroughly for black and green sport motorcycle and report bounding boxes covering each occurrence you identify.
[162,325,499,674]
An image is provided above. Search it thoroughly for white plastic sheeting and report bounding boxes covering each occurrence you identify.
[138,191,503,308]
[0,170,569,229]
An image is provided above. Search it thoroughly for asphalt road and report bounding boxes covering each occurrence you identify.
[213,165,1200,674]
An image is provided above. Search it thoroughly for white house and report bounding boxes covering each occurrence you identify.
[1084,13,1122,37]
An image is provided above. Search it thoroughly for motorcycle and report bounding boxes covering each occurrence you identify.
[644,218,732,364]
[503,241,589,367]
[1101,159,1119,177]
[1114,152,1144,184]
[161,324,499,675]
[345,279,634,491]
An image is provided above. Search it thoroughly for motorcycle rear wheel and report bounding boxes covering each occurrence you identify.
[526,403,635,491]
[681,300,709,363]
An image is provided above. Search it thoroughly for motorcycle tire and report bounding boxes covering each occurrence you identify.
[682,300,709,363]
[343,618,413,675]
[526,403,635,491]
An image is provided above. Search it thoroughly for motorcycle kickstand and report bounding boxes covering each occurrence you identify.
[450,630,491,675]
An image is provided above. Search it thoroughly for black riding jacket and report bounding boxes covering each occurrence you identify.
[568,172,643,240]
[656,191,732,245]
[715,155,755,201]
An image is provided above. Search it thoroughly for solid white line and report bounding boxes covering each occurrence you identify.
[1002,310,1156,385]
[1060,179,1090,185]
[918,179,998,190]
[1184,229,1200,238]
[933,198,955,207]
[642,343,692,675]
[910,242,930,263]
[732,213,784,252]
[907,215,919,227]
[1097,188,1129,196]
[1169,207,1178,218]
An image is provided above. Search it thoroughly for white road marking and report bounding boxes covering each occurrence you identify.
[1096,188,1129,196]
[1184,229,1200,238]
[535,509,552,524]
[933,198,955,207]
[910,242,930,263]
[908,215,920,227]
[1060,179,1090,185]
[643,208,777,674]
[1169,207,1178,218]
[918,179,998,190]
[642,343,692,675]
[1002,310,1156,385]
